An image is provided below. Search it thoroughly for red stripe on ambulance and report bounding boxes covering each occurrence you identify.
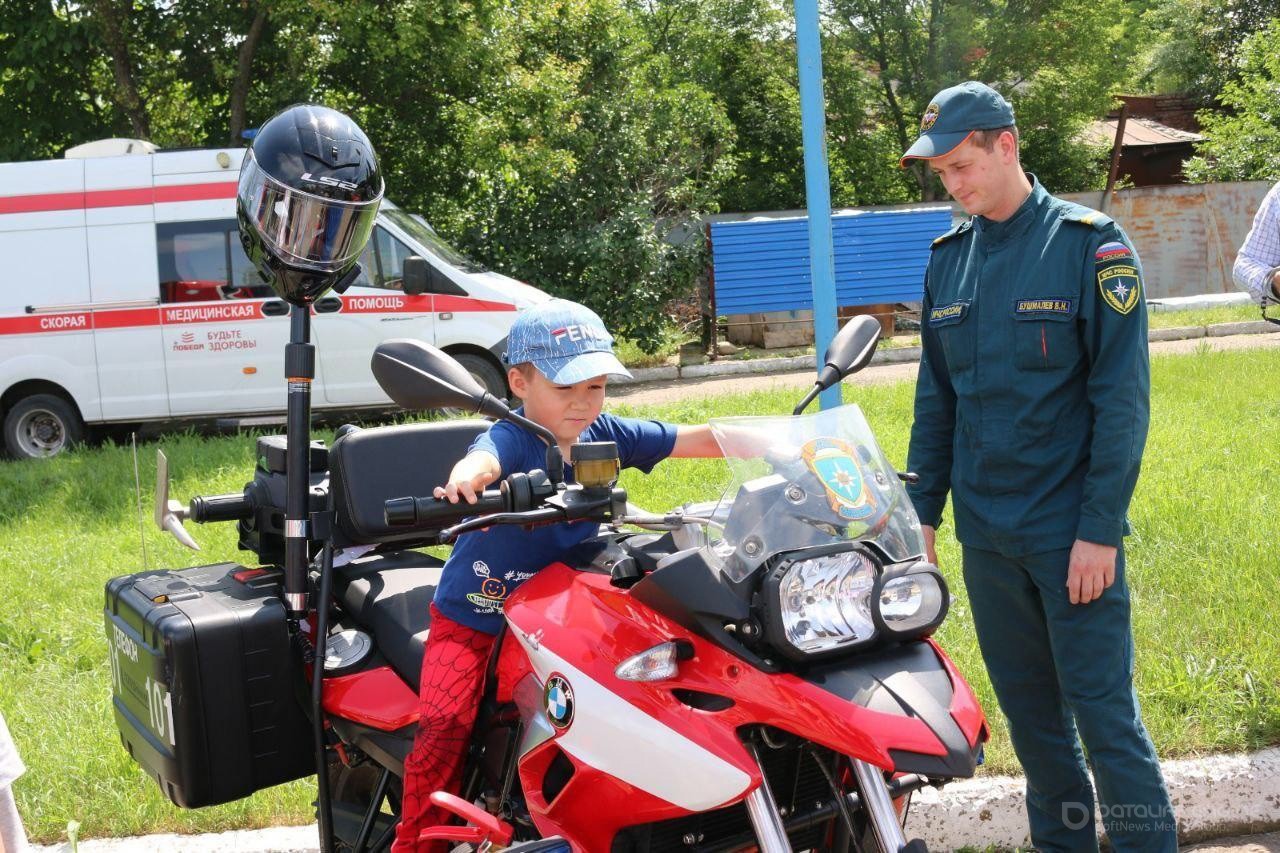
[0,182,238,216]
[163,302,263,324]
[434,295,516,312]
[340,294,431,314]
[0,313,91,335]
[0,292,515,337]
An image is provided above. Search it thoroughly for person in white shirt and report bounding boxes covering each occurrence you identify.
[1234,181,1280,303]
[0,712,28,853]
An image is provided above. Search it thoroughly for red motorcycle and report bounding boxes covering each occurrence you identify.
[106,315,986,853]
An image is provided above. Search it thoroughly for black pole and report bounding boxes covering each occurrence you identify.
[312,535,336,853]
[283,305,314,616]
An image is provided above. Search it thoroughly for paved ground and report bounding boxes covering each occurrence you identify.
[609,331,1280,407]
[1186,832,1280,852]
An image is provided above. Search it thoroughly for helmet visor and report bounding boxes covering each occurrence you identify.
[237,152,382,273]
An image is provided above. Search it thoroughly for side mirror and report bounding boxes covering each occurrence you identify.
[821,315,882,384]
[791,315,882,415]
[403,256,429,296]
[372,339,508,417]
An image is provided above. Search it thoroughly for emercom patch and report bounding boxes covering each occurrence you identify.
[928,301,968,325]
[1015,298,1074,315]
[1098,264,1141,314]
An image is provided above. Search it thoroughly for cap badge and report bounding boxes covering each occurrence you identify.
[920,103,940,132]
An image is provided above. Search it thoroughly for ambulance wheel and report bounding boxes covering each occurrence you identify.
[452,353,509,401]
[4,393,84,459]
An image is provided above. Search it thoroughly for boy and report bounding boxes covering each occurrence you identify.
[393,299,723,852]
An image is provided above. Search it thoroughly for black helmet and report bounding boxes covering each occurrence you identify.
[237,104,384,305]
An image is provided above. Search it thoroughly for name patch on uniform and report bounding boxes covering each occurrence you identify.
[1015,298,1074,315]
[1098,265,1142,315]
[929,301,969,325]
[1095,241,1133,263]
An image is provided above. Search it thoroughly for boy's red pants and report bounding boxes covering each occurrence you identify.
[392,603,497,853]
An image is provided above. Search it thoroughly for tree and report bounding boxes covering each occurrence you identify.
[827,0,1129,197]
[0,0,112,160]
[1137,0,1280,103]
[1182,19,1280,182]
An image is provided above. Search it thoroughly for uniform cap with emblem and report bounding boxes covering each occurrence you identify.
[900,81,1016,166]
[503,298,633,385]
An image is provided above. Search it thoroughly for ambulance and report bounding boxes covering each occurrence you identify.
[0,139,549,458]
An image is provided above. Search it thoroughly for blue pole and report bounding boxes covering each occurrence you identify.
[794,0,840,410]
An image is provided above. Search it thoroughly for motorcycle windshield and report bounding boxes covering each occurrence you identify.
[706,404,925,582]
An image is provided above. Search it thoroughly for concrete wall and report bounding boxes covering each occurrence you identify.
[704,180,1274,302]
[1061,181,1272,299]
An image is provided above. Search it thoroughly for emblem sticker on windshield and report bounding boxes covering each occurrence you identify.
[544,674,575,730]
[801,437,876,521]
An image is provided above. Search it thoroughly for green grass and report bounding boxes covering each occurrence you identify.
[2,348,1279,842]
[1147,303,1262,330]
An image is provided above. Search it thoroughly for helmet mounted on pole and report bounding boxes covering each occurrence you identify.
[236,104,384,305]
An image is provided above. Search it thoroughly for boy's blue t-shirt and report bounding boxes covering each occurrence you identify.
[432,413,678,634]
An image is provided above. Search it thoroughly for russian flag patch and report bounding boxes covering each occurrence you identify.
[1095,241,1132,263]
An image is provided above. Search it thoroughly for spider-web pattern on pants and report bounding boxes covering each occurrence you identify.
[392,603,497,853]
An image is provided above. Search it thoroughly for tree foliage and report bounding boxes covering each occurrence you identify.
[828,0,1125,195]
[1136,0,1280,102]
[1182,19,1280,183]
[0,0,1167,346]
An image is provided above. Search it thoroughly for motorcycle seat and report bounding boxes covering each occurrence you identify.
[335,549,443,689]
[330,419,490,548]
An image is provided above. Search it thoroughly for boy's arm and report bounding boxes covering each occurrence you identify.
[433,449,502,503]
[668,424,723,458]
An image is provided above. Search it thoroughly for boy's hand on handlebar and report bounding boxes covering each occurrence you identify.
[433,450,501,504]
[433,471,497,504]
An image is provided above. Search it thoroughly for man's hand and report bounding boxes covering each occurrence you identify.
[1066,539,1117,604]
[922,525,939,565]
[1271,270,1280,300]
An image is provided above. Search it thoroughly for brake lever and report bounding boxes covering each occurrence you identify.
[897,471,920,485]
[439,506,566,542]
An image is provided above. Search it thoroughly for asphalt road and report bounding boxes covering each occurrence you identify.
[608,331,1280,408]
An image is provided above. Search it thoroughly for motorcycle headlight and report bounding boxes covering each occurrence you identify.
[764,547,879,659]
[872,564,949,639]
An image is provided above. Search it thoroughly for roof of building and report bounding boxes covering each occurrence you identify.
[1082,117,1203,148]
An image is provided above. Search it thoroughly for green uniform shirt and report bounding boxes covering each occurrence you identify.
[906,176,1150,555]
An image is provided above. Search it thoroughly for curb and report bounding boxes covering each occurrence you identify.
[905,746,1280,849]
[34,748,1280,852]
[614,322,1279,386]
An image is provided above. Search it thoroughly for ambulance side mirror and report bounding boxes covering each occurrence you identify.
[403,256,430,296]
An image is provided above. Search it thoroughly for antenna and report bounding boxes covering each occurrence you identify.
[131,433,150,571]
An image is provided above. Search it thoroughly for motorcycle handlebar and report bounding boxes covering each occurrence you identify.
[189,492,254,523]
[384,489,509,528]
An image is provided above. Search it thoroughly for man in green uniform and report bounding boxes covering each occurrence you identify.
[902,81,1177,852]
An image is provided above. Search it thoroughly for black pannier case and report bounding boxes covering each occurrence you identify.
[104,562,312,807]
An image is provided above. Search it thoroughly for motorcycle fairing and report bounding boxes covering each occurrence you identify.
[501,563,987,848]
[803,639,987,779]
[322,665,419,731]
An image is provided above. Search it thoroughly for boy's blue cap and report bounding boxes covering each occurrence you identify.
[503,298,633,385]
[901,81,1015,166]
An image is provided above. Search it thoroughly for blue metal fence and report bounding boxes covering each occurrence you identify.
[709,207,953,315]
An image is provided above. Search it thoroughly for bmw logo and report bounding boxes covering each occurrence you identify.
[544,674,574,730]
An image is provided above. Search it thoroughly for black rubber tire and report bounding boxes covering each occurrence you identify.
[451,353,509,401]
[3,393,85,459]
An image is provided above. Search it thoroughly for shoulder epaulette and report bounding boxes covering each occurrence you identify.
[930,219,972,248]
[1059,202,1114,232]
